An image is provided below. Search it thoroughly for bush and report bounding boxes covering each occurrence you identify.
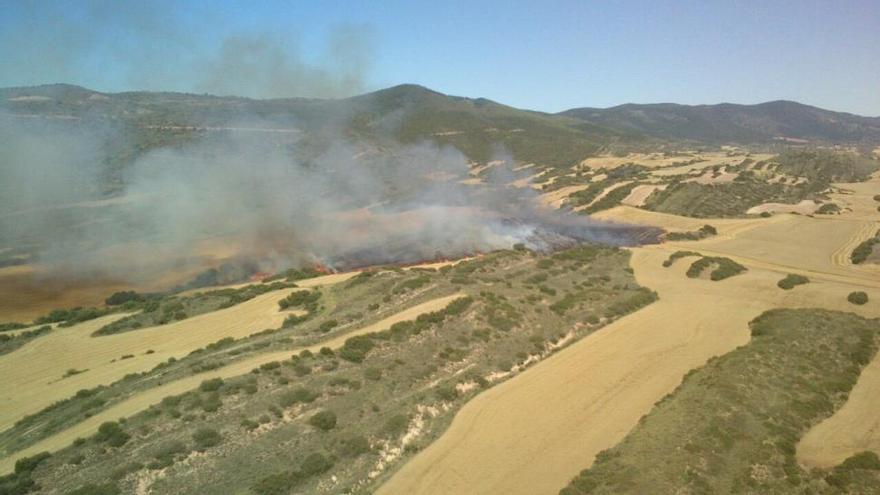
[199,378,224,392]
[851,236,879,264]
[840,451,880,471]
[278,290,321,310]
[339,335,375,363]
[777,274,809,290]
[364,367,383,380]
[308,410,337,431]
[104,291,143,306]
[848,291,869,305]
[435,385,459,401]
[192,427,222,450]
[300,452,334,476]
[816,202,840,214]
[148,440,190,469]
[14,452,51,475]
[68,483,121,495]
[338,435,371,457]
[317,320,338,333]
[685,256,746,281]
[279,387,318,407]
[384,414,409,436]
[95,421,130,447]
[662,251,700,268]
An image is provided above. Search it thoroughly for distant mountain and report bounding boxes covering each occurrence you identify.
[560,101,880,144]
[5,83,879,170]
[0,83,639,168]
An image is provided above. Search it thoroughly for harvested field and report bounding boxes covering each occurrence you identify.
[746,199,819,215]
[0,287,307,433]
[536,185,591,209]
[685,170,738,184]
[621,184,665,207]
[380,182,880,495]
[573,181,633,211]
[0,294,466,474]
[798,347,880,468]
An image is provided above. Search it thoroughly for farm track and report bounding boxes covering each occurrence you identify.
[0,294,465,474]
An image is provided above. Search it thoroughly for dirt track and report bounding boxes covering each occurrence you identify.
[0,294,465,474]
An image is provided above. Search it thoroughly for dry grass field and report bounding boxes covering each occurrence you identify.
[621,184,665,207]
[0,294,465,474]
[0,288,302,433]
[536,185,591,208]
[378,177,880,495]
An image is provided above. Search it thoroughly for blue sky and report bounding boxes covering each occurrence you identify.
[1,0,878,115]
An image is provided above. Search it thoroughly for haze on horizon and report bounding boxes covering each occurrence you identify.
[1,0,878,116]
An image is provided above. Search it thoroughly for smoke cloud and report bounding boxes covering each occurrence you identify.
[0,112,659,290]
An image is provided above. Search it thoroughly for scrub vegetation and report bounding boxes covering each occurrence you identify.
[2,245,658,494]
[560,309,880,495]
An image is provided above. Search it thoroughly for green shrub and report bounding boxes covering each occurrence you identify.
[666,225,717,241]
[105,291,143,306]
[192,427,222,450]
[95,421,130,447]
[662,251,700,267]
[851,235,879,264]
[279,387,318,407]
[199,378,224,392]
[384,414,409,436]
[338,435,371,457]
[816,202,840,214]
[686,256,746,281]
[278,290,321,310]
[435,385,459,401]
[848,291,869,305]
[148,440,190,469]
[300,452,333,476]
[339,335,375,363]
[317,320,338,333]
[364,367,383,380]
[840,451,880,471]
[777,274,809,290]
[308,410,337,431]
[13,452,51,475]
[67,483,121,495]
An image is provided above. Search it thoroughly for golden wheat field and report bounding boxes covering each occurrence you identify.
[379,178,880,495]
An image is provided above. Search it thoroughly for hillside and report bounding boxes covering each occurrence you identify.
[561,100,880,144]
[0,83,638,169]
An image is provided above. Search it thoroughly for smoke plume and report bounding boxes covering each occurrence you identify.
[0,112,659,290]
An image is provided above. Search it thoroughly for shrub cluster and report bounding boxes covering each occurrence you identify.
[252,453,333,495]
[851,231,879,264]
[686,256,747,281]
[104,290,143,306]
[848,291,869,305]
[278,290,321,310]
[0,452,51,494]
[666,224,717,241]
[95,421,130,447]
[777,273,809,290]
[662,251,700,268]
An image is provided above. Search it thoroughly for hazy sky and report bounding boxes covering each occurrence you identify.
[2,0,878,115]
